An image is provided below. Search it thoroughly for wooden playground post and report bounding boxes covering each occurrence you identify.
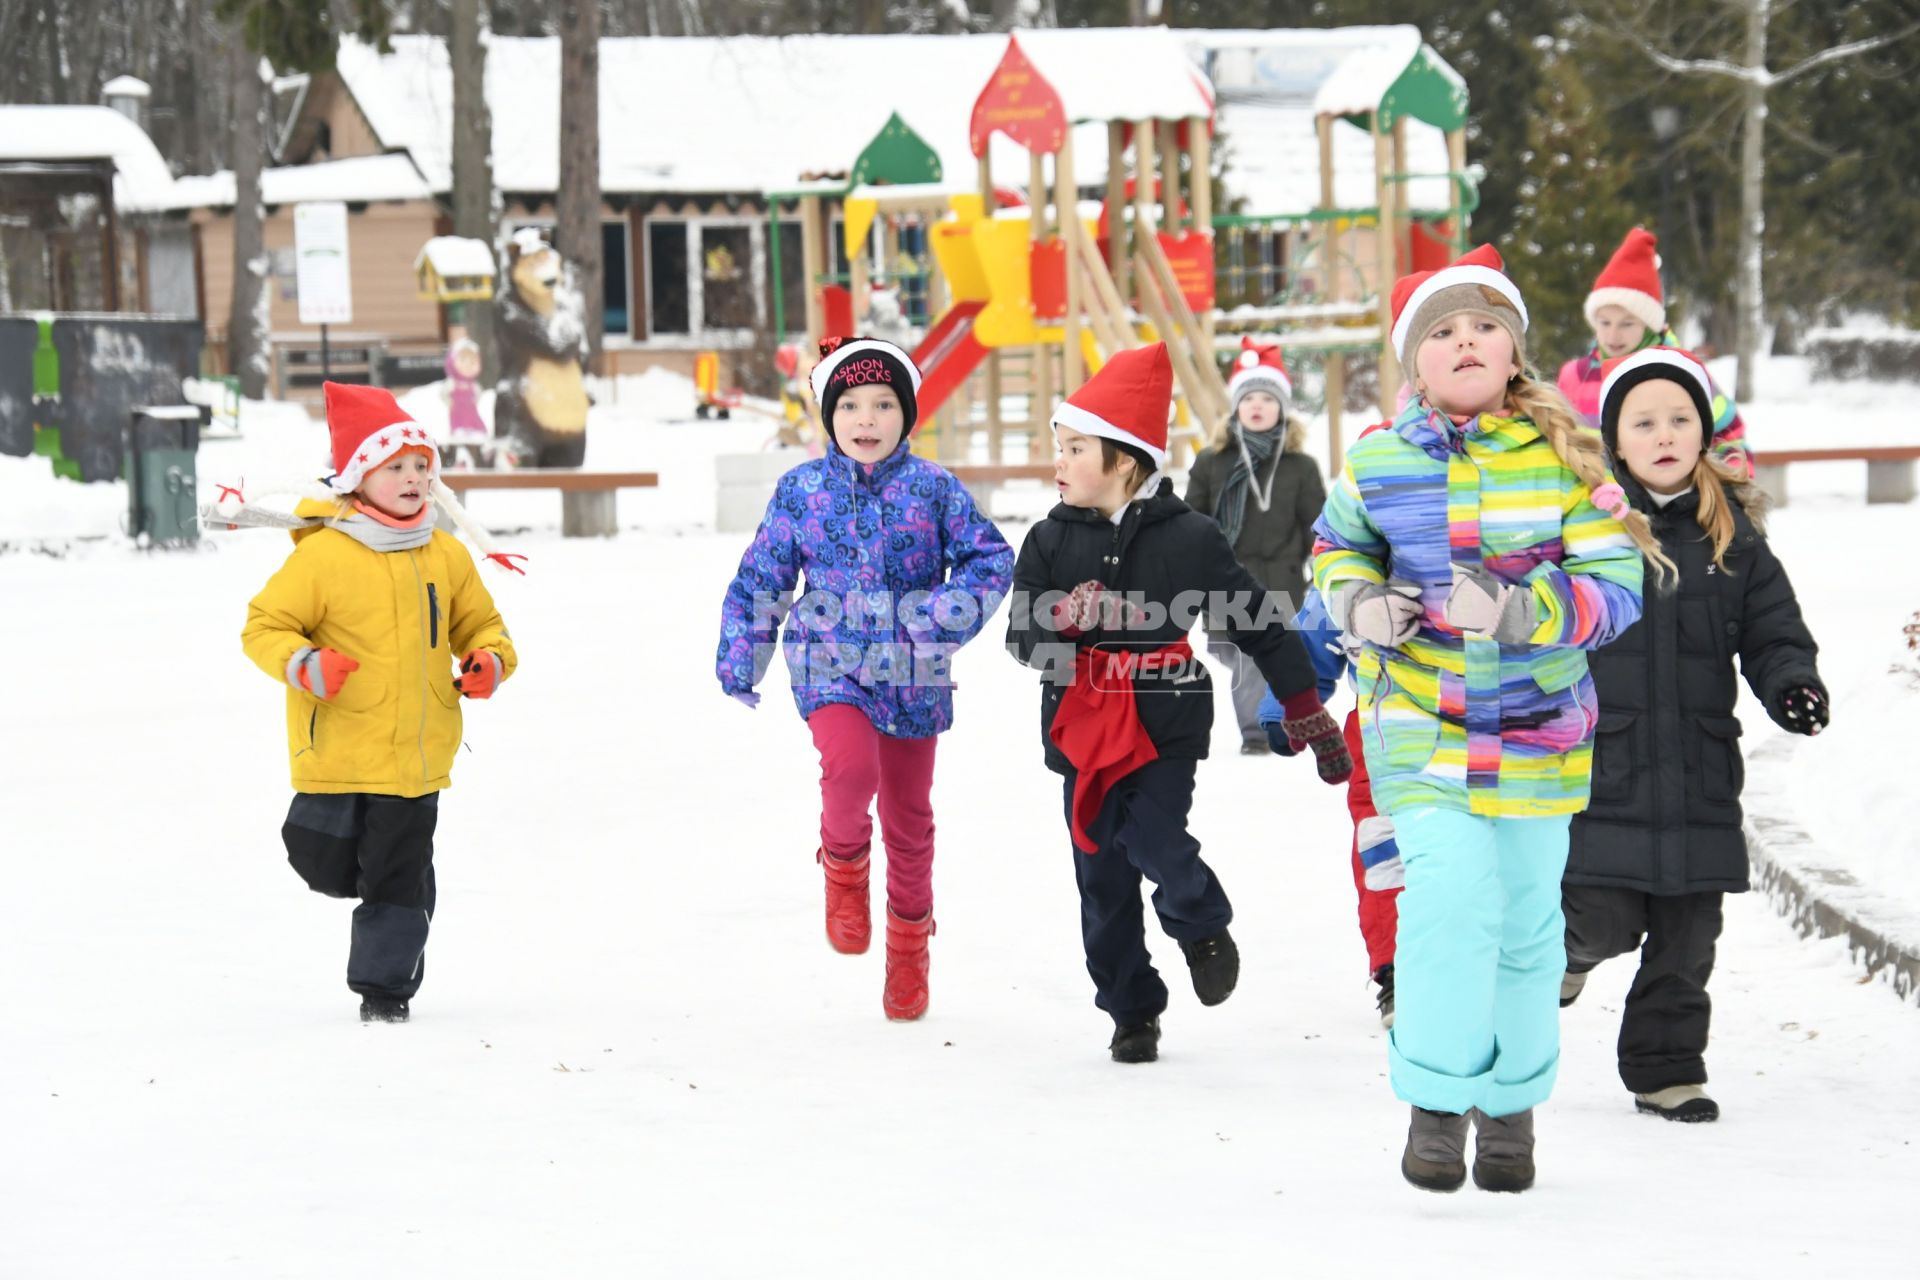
[1372,114,1398,418]
[1189,115,1214,356]
[800,195,825,345]
[1031,147,1054,428]
[978,152,1004,463]
[1391,116,1410,275]
[1107,121,1130,311]
[1317,112,1345,478]
[1132,121,1155,311]
[1057,131,1083,395]
[1446,128,1469,256]
[1157,119,1182,233]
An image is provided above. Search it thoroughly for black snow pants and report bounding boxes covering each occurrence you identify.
[1563,885,1725,1093]
[1063,759,1231,1026]
[282,792,439,1001]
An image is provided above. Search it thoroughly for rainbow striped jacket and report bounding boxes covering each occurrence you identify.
[1311,402,1646,818]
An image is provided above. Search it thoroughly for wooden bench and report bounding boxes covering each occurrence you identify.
[1749,446,1920,507]
[439,469,659,537]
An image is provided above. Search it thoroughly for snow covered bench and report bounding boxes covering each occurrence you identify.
[439,469,658,537]
[1749,446,1920,508]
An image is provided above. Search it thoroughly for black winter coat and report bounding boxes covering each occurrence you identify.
[1566,482,1822,895]
[1182,435,1326,611]
[1006,486,1321,775]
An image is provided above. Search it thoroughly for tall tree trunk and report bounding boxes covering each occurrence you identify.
[227,34,269,398]
[556,0,603,362]
[450,0,499,381]
[1735,0,1769,402]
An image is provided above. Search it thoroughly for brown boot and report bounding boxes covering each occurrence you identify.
[818,845,871,955]
[882,907,934,1021]
[1401,1106,1469,1192]
[1470,1107,1536,1192]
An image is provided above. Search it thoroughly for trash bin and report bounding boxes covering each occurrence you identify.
[126,404,206,546]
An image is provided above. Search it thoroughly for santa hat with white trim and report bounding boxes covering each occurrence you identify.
[1597,345,1715,457]
[1226,337,1293,418]
[322,381,438,495]
[1585,227,1665,334]
[809,335,923,435]
[1389,243,1529,373]
[1051,341,1173,471]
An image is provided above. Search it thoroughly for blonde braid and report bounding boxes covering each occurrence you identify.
[1693,454,1766,570]
[1507,375,1677,584]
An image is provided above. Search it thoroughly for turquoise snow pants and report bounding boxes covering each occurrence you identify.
[1388,807,1571,1118]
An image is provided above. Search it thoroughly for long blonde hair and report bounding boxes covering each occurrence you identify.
[1505,374,1677,583]
[1685,454,1765,570]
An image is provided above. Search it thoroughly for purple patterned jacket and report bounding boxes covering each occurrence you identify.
[716,439,1015,738]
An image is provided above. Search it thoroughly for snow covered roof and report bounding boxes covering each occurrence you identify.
[305,29,1459,215]
[0,105,176,211]
[414,235,495,278]
[164,153,435,210]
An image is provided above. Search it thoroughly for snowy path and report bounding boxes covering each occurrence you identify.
[2,503,1912,1275]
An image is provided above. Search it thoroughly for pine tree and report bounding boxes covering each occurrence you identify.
[1506,32,1643,372]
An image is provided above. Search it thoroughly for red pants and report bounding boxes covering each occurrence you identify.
[1344,710,1400,974]
[808,703,939,918]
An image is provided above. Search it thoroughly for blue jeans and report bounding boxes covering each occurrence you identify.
[1388,807,1571,1117]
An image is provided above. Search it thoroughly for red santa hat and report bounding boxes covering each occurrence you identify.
[323,381,439,494]
[1051,342,1173,470]
[1585,227,1666,333]
[1226,337,1293,416]
[1389,243,1529,371]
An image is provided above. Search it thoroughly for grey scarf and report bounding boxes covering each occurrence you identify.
[324,509,436,553]
[1214,423,1281,548]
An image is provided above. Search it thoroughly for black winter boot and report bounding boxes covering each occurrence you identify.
[1401,1107,1469,1191]
[1373,964,1395,1029]
[1108,1018,1161,1064]
[359,996,410,1023]
[1178,929,1239,1006]
[1470,1108,1536,1192]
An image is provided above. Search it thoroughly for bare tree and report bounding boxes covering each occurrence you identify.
[555,0,603,362]
[1621,0,1920,400]
[450,0,499,379]
[227,33,270,397]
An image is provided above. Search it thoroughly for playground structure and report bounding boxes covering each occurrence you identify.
[759,27,1473,477]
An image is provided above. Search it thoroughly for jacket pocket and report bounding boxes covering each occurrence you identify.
[1530,645,1588,695]
[1697,715,1744,804]
[328,671,387,715]
[1589,710,1636,805]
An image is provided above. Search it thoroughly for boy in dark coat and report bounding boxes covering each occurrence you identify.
[1564,347,1826,1122]
[1005,343,1352,1064]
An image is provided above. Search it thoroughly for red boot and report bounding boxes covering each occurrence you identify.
[818,845,872,954]
[883,907,935,1021]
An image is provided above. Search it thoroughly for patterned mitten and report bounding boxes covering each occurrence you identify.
[1445,565,1534,644]
[1776,685,1828,736]
[1281,706,1354,784]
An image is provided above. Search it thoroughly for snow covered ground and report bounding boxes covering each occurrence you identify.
[2,368,1915,1274]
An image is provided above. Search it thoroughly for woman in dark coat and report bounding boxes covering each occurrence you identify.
[1183,339,1327,753]
[1564,347,1827,1124]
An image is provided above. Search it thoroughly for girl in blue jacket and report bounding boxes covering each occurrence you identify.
[716,337,1014,1022]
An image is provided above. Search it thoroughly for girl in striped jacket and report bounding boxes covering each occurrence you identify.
[1312,246,1666,1195]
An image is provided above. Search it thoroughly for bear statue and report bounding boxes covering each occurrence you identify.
[494,229,591,468]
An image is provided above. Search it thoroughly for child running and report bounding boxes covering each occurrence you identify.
[1313,245,1663,1193]
[242,382,518,1023]
[716,337,1014,1021]
[1006,343,1352,1065]
[1184,338,1327,753]
[1556,227,1752,477]
[1561,346,1826,1123]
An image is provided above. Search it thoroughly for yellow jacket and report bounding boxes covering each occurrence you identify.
[242,500,517,796]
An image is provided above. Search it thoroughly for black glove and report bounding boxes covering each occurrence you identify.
[1777,685,1828,736]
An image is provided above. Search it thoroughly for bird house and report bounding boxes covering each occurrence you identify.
[413,236,496,303]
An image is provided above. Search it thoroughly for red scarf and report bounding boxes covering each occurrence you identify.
[1049,639,1194,854]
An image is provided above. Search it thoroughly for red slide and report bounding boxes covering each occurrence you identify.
[910,300,989,421]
